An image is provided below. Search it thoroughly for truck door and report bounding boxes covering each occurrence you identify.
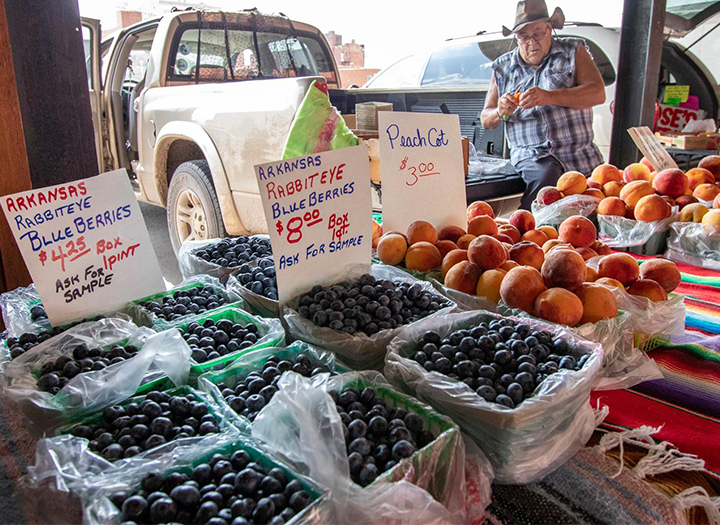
[81,17,104,173]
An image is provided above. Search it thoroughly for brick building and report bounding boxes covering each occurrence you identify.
[324,31,379,87]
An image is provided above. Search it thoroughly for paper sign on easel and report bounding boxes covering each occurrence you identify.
[0,169,165,326]
[378,112,468,234]
[628,126,679,171]
[254,146,372,304]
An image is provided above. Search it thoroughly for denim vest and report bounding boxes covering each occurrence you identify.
[492,37,603,175]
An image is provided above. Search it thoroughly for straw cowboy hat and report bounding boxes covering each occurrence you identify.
[502,0,566,37]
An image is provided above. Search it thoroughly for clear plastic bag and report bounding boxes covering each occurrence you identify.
[0,283,49,338]
[25,386,238,494]
[531,194,600,228]
[665,222,720,270]
[198,341,351,432]
[2,320,191,429]
[125,274,243,330]
[283,264,457,371]
[598,209,679,253]
[252,371,494,523]
[226,272,280,318]
[384,310,603,484]
[69,433,333,525]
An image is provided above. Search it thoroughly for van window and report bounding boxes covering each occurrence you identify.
[169,25,335,83]
[422,43,498,87]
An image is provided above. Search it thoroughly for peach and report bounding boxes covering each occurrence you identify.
[675,195,699,210]
[468,235,508,271]
[405,241,442,272]
[694,183,720,202]
[509,241,545,270]
[598,253,640,286]
[541,248,587,291]
[441,249,469,279]
[698,155,720,182]
[640,258,681,293]
[557,171,587,196]
[500,260,519,272]
[678,203,709,223]
[407,220,438,245]
[382,230,408,243]
[628,279,668,302]
[537,186,565,205]
[537,225,558,240]
[661,195,677,208]
[596,277,625,289]
[640,157,654,171]
[467,201,495,221]
[702,209,720,233]
[534,288,584,326]
[584,188,605,199]
[587,180,602,190]
[591,164,623,186]
[377,233,408,266]
[438,225,467,244]
[559,216,597,248]
[445,261,482,295]
[494,233,515,245]
[436,240,459,258]
[625,207,636,220]
[509,210,536,234]
[602,181,624,198]
[542,239,568,253]
[590,240,612,256]
[500,266,546,312]
[467,215,498,237]
[597,197,627,217]
[456,234,477,250]
[620,180,654,209]
[498,224,522,244]
[521,229,549,246]
[686,167,715,190]
[476,269,507,304]
[715,193,720,209]
[635,194,672,222]
[585,266,598,282]
[372,220,383,249]
[623,163,653,183]
[575,283,619,324]
[653,168,689,198]
[576,247,599,261]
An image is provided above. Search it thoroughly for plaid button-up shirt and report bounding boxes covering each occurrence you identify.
[492,37,603,175]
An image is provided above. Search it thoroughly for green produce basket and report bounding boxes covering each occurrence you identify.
[127,280,243,330]
[174,305,285,378]
[86,436,329,525]
[199,342,351,433]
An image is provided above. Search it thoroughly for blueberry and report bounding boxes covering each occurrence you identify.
[289,490,311,512]
[235,468,260,496]
[252,497,275,523]
[195,501,219,522]
[121,495,148,520]
[348,437,371,456]
[477,385,497,402]
[391,439,415,461]
[231,498,254,519]
[260,475,283,494]
[358,463,379,487]
[496,394,515,408]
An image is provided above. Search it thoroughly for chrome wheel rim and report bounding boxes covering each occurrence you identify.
[175,189,208,243]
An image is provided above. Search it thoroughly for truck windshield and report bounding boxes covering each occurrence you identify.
[169,24,336,84]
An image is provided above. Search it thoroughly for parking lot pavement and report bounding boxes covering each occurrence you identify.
[140,201,182,286]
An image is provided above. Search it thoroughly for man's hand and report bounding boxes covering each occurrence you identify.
[519,87,552,109]
[498,93,518,118]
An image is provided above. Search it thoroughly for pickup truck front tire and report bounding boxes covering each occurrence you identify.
[167,160,227,254]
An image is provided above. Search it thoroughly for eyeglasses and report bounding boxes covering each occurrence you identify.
[516,24,550,45]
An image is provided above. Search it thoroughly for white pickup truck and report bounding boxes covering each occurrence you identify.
[84,10,344,251]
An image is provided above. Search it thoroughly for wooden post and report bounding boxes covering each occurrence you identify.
[0,0,33,305]
[4,0,98,188]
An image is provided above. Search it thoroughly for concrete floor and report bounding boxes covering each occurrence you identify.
[139,201,182,286]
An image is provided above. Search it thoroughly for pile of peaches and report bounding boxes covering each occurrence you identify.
[537,155,720,234]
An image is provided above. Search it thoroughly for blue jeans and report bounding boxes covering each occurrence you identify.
[515,156,566,210]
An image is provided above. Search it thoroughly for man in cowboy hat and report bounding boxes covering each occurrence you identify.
[481,0,606,210]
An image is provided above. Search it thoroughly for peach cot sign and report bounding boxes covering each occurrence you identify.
[379,112,468,233]
[0,169,165,326]
[254,146,372,304]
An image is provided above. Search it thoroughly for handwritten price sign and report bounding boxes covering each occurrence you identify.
[379,112,467,233]
[254,146,372,304]
[0,169,165,326]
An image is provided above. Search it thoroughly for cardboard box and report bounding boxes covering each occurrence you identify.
[655,132,720,151]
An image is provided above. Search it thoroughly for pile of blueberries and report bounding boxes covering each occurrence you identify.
[112,450,314,525]
[218,353,332,423]
[180,319,262,364]
[139,286,230,323]
[410,318,591,409]
[37,343,140,394]
[69,391,220,461]
[195,236,272,269]
[329,386,435,487]
[233,259,278,301]
[296,274,450,336]
[5,315,104,360]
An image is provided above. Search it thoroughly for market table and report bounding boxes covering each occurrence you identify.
[665,147,718,170]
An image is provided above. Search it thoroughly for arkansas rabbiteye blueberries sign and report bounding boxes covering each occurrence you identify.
[254,145,372,304]
[1,169,165,326]
[379,111,468,234]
